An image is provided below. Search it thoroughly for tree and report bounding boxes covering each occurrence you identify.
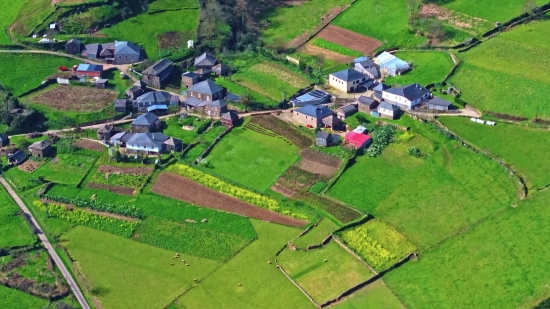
[406,0,423,28]
[427,18,445,42]
[234,0,249,26]
[523,0,537,15]
[241,93,253,112]
[109,147,120,162]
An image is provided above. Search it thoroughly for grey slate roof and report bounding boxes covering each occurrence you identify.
[115,41,141,56]
[136,91,171,104]
[316,131,330,140]
[97,125,113,134]
[427,97,452,107]
[189,80,223,95]
[356,58,375,67]
[338,104,357,113]
[295,105,334,119]
[379,101,400,112]
[373,83,390,93]
[365,66,380,79]
[67,38,81,45]
[194,53,217,66]
[182,71,199,78]
[126,133,168,148]
[384,84,430,101]
[132,112,159,126]
[221,111,238,121]
[142,58,173,76]
[115,99,127,108]
[100,49,113,57]
[29,140,51,150]
[128,86,143,94]
[8,150,26,162]
[212,63,229,72]
[358,96,377,105]
[83,43,100,56]
[184,97,203,107]
[330,69,366,82]
[164,137,181,146]
[207,99,226,108]
[0,134,8,142]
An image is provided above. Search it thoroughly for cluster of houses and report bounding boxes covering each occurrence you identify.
[66,39,144,64]
[1,135,55,166]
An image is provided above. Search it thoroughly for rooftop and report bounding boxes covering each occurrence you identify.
[132,112,159,126]
[384,83,430,101]
[194,52,217,66]
[427,97,452,107]
[77,64,103,72]
[142,58,173,76]
[189,80,223,95]
[379,101,400,111]
[115,41,141,56]
[330,68,366,82]
[29,140,51,150]
[136,91,171,104]
[295,105,334,119]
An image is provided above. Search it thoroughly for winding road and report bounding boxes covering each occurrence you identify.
[0,177,91,309]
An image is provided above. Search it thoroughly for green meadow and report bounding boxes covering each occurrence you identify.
[385,51,454,86]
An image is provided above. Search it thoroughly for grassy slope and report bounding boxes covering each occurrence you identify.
[215,77,278,108]
[385,51,453,86]
[0,285,49,308]
[204,122,300,192]
[33,154,98,186]
[334,278,404,309]
[332,0,425,48]
[175,219,313,309]
[0,184,35,248]
[61,226,220,309]
[441,0,548,22]
[328,121,517,250]
[385,189,550,308]
[0,0,26,45]
[440,117,550,189]
[100,9,199,60]
[293,218,339,248]
[450,20,550,118]
[278,242,374,303]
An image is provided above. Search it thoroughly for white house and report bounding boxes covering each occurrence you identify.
[328,69,368,93]
[382,83,431,110]
[378,101,401,120]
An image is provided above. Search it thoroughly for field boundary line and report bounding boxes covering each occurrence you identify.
[275,261,320,307]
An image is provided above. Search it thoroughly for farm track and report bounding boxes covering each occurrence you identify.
[0,177,91,309]
[152,173,308,227]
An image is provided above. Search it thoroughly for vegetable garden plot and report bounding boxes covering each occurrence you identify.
[250,115,313,149]
[316,25,382,55]
[33,154,99,186]
[86,165,153,195]
[272,165,329,197]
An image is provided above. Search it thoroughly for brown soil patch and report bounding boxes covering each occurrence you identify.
[152,173,307,227]
[419,3,489,31]
[85,208,139,222]
[299,42,353,62]
[75,139,106,152]
[28,85,117,112]
[287,6,349,49]
[97,165,153,176]
[300,149,342,167]
[316,25,382,55]
[157,31,194,50]
[272,165,329,197]
[86,183,136,196]
[17,160,42,173]
[299,159,338,177]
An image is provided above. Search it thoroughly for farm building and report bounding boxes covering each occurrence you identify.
[115,99,128,112]
[131,112,161,133]
[110,132,132,147]
[337,104,357,120]
[194,52,218,70]
[290,89,331,107]
[111,132,180,154]
[28,140,52,158]
[294,105,341,128]
[76,64,103,77]
[0,134,9,147]
[373,83,390,101]
[345,131,371,149]
[329,69,368,93]
[65,38,82,54]
[181,71,200,88]
[377,52,410,76]
[95,79,108,89]
[82,41,143,64]
[97,125,114,140]
[164,137,182,152]
[126,86,144,100]
[194,68,211,80]
[212,63,230,76]
[142,58,173,88]
[355,96,379,113]
[382,83,431,110]
[188,80,225,101]
[147,104,169,116]
[427,97,452,111]
[221,111,239,127]
[134,91,173,113]
[353,56,380,79]
[195,100,228,117]
[7,150,26,165]
[378,101,401,120]
[316,131,332,147]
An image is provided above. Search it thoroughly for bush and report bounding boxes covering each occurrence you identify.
[41,195,144,219]
[407,146,421,157]
[309,182,327,194]
[366,125,396,157]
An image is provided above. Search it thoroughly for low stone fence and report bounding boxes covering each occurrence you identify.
[195,126,232,163]
[276,262,319,307]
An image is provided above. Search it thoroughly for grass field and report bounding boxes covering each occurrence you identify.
[173,219,312,309]
[0,0,27,45]
[278,241,374,304]
[34,153,98,186]
[439,0,548,22]
[385,189,550,308]
[293,219,339,248]
[0,285,49,308]
[0,53,79,96]
[259,0,350,44]
[440,117,550,189]
[334,278,404,308]
[332,0,426,48]
[61,226,220,309]
[161,116,210,144]
[101,9,199,59]
[385,51,454,86]
[204,120,300,192]
[0,184,35,248]
[215,77,278,109]
[328,121,517,250]
[450,20,550,118]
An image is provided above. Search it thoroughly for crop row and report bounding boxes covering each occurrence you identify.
[250,115,313,149]
[33,201,138,237]
[167,164,311,221]
[312,38,363,57]
[89,172,149,189]
[41,194,144,219]
[300,148,342,168]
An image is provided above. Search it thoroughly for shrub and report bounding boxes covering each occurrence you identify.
[41,195,144,219]
[407,146,421,157]
[366,125,396,157]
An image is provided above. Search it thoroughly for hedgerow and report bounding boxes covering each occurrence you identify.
[367,125,396,157]
[312,38,363,57]
[41,194,144,219]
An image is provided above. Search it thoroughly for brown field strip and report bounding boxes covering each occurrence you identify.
[28,85,117,112]
[316,25,382,55]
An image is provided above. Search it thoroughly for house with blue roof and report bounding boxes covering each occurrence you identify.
[382,83,431,110]
[293,105,341,129]
[147,104,169,116]
[377,52,410,77]
[328,69,368,93]
[76,64,103,77]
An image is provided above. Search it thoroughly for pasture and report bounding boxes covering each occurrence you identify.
[0,53,78,96]
[385,189,550,309]
[450,20,550,118]
[385,51,454,86]
[100,9,199,59]
[215,77,278,109]
[439,0,548,22]
[293,219,338,248]
[203,120,300,192]
[440,117,550,189]
[161,116,211,144]
[328,123,517,250]
[0,0,26,45]
[0,184,35,248]
[0,285,48,308]
[172,220,313,309]
[334,278,404,309]
[34,153,98,186]
[61,226,220,309]
[278,241,374,304]
[9,0,53,41]
[25,84,118,112]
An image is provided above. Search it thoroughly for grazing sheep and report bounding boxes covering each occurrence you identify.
[323,259,328,262]
[238,283,241,286]
[267,261,272,264]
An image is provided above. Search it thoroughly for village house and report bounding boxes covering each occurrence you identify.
[382,83,431,110]
[0,134,9,147]
[187,80,225,101]
[355,96,379,113]
[194,52,218,70]
[96,124,114,140]
[377,52,411,77]
[131,112,161,133]
[328,69,368,93]
[195,100,228,117]
[212,63,230,76]
[373,83,390,101]
[28,140,52,158]
[352,56,380,80]
[133,91,174,113]
[110,132,181,153]
[147,105,169,116]
[181,71,200,88]
[76,64,103,77]
[426,97,452,112]
[82,41,143,64]
[194,68,211,80]
[115,99,128,112]
[7,150,26,165]
[378,101,401,120]
[337,104,358,120]
[316,131,331,147]
[142,58,173,88]
[126,81,146,100]
[345,131,372,149]
[291,89,331,107]
[65,38,82,54]
[221,111,239,127]
[293,105,341,129]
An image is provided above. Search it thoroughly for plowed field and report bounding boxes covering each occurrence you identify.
[316,25,382,55]
[151,173,307,227]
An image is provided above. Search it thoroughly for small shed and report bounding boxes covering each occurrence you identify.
[427,97,452,111]
[337,104,358,120]
[345,131,371,149]
[378,102,401,120]
[95,79,108,89]
[76,64,103,78]
[28,140,52,158]
[356,96,379,113]
[126,86,144,100]
[164,137,182,152]
[7,150,26,165]
[115,99,128,112]
[97,125,114,140]
[0,134,9,147]
[194,68,211,80]
[316,131,331,147]
[220,111,239,127]
[212,63,230,76]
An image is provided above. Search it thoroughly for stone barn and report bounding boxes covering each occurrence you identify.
[28,140,52,158]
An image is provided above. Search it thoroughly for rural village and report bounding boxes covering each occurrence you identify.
[0,0,550,308]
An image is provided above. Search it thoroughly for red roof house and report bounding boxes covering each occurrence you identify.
[345,131,371,149]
